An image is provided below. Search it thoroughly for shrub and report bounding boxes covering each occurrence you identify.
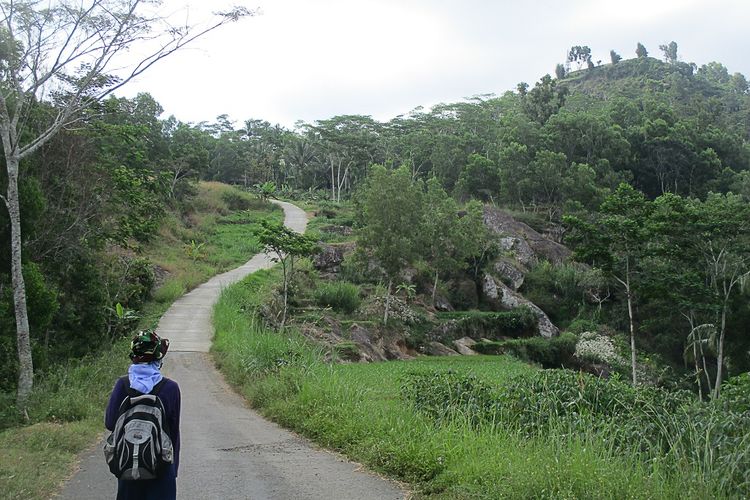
[434,309,538,341]
[474,332,579,368]
[221,189,263,211]
[315,281,361,314]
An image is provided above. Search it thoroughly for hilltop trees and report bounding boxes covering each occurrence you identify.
[659,41,679,64]
[636,42,649,58]
[0,0,251,406]
[567,45,592,70]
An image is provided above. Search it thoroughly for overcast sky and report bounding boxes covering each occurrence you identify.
[120,0,750,129]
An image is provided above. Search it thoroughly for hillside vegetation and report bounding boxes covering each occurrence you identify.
[0,183,279,499]
[1,38,749,498]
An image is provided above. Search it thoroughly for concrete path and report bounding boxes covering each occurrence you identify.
[56,200,405,500]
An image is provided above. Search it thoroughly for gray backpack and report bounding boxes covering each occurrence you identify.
[104,377,174,480]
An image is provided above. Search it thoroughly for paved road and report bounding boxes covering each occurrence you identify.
[56,200,405,500]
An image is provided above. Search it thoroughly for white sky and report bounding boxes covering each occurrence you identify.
[120,0,750,129]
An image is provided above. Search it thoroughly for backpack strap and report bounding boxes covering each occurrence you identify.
[120,375,168,396]
[151,378,167,395]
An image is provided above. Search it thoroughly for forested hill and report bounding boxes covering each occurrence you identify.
[2,43,749,397]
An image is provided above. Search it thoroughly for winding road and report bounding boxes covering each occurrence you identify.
[57,200,405,500]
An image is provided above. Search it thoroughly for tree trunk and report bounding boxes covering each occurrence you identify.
[713,304,728,399]
[622,261,637,386]
[626,286,637,385]
[281,260,288,329]
[432,269,439,306]
[5,157,34,407]
[383,279,392,325]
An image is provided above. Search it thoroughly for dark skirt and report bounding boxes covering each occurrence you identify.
[116,464,176,500]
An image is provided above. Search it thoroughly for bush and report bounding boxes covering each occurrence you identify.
[221,189,264,211]
[315,281,361,314]
[474,332,579,368]
[434,308,538,341]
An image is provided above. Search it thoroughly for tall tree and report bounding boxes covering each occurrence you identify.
[659,41,679,64]
[610,50,622,65]
[357,165,422,324]
[636,42,648,58]
[565,184,653,384]
[0,0,251,406]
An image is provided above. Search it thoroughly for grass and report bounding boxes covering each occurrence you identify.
[211,268,730,499]
[0,182,281,499]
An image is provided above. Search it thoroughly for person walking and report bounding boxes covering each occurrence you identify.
[105,330,181,500]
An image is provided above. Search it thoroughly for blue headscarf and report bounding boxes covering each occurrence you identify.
[128,360,163,393]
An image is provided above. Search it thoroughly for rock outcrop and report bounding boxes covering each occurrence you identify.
[482,273,559,338]
[452,337,478,355]
[483,207,571,265]
[424,341,460,356]
[312,242,355,275]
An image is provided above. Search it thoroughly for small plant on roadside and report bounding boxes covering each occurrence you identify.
[106,302,139,339]
[184,239,207,261]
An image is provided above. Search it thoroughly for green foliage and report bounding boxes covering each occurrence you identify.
[434,309,538,340]
[356,165,423,282]
[402,368,750,496]
[315,281,362,314]
[473,333,579,367]
[220,188,264,211]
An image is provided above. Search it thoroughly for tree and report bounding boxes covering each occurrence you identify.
[567,45,592,70]
[689,194,750,398]
[0,0,252,406]
[257,219,318,329]
[357,165,423,324]
[636,42,648,58]
[565,184,653,384]
[420,178,461,305]
[455,153,500,202]
[555,63,566,79]
[659,41,678,64]
[647,192,750,397]
[522,74,569,125]
[610,50,622,65]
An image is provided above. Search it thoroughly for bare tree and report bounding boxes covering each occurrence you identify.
[0,0,253,407]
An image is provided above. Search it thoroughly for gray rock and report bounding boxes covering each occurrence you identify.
[453,336,478,355]
[312,242,355,272]
[424,341,460,356]
[482,273,559,338]
[494,258,526,290]
[349,323,413,362]
[434,294,454,312]
[484,207,571,265]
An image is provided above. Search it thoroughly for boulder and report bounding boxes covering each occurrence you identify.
[482,273,559,338]
[349,323,413,362]
[453,336,478,355]
[433,294,454,312]
[312,242,355,272]
[493,257,526,290]
[483,207,571,265]
[424,341,460,356]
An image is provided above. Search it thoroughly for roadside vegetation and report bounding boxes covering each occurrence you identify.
[213,267,749,499]
[0,182,279,500]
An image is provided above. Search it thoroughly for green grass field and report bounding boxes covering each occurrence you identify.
[212,268,724,499]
